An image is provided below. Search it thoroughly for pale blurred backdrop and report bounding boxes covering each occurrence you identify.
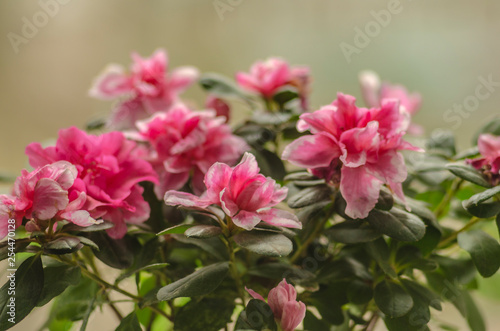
[1,0,500,330]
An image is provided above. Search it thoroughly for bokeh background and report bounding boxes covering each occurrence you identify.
[1,0,499,330]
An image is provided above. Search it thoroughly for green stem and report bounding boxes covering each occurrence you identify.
[290,204,335,264]
[434,178,463,218]
[438,216,481,248]
[222,234,246,305]
[57,256,171,321]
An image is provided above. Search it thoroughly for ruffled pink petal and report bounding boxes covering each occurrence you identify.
[340,166,382,219]
[245,287,265,301]
[32,178,69,220]
[478,134,500,158]
[220,188,239,216]
[204,162,233,203]
[154,169,190,200]
[366,149,407,185]
[236,72,258,93]
[228,153,260,197]
[282,133,340,169]
[89,64,132,99]
[169,66,199,92]
[339,122,379,168]
[258,208,302,229]
[231,210,262,231]
[60,210,100,227]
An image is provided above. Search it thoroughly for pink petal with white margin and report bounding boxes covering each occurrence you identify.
[169,66,199,92]
[89,64,132,99]
[339,122,379,168]
[366,149,407,185]
[220,188,239,216]
[32,178,69,220]
[60,210,100,227]
[231,210,262,231]
[164,191,211,209]
[204,162,233,203]
[258,208,302,229]
[245,287,265,301]
[282,132,340,169]
[228,153,260,197]
[340,166,382,219]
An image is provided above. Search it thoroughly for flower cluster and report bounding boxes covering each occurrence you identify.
[165,152,301,230]
[359,70,422,135]
[26,127,158,238]
[467,134,500,186]
[246,279,306,331]
[131,104,249,199]
[283,93,420,219]
[236,57,311,110]
[90,49,199,129]
[0,161,99,239]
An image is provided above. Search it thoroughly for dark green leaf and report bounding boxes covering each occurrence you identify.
[433,255,476,285]
[464,201,500,218]
[235,124,275,147]
[51,276,99,321]
[374,279,413,318]
[77,236,99,251]
[247,262,315,284]
[454,146,480,160]
[116,312,141,331]
[85,117,106,131]
[446,163,491,187]
[375,188,394,211]
[87,233,141,269]
[235,299,277,331]
[326,220,381,244]
[288,185,332,209]
[199,73,247,99]
[304,310,330,331]
[427,129,456,157]
[273,87,299,108]
[462,291,486,331]
[365,238,397,278]
[233,232,293,257]
[61,221,115,233]
[309,284,346,325]
[0,255,44,330]
[43,237,83,255]
[184,225,222,239]
[157,262,229,301]
[366,209,426,242]
[316,258,372,283]
[157,224,193,236]
[253,149,286,181]
[462,185,500,209]
[0,239,31,261]
[175,298,235,331]
[347,279,373,304]
[401,279,442,311]
[172,235,228,260]
[37,263,81,307]
[457,230,500,277]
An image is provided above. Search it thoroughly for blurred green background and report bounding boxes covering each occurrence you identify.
[0,0,499,330]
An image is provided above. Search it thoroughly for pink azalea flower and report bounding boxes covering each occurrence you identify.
[246,279,306,331]
[0,161,99,239]
[236,57,311,109]
[89,49,199,129]
[359,70,423,135]
[205,95,230,122]
[467,133,500,186]
[164,153,301,231]
[282,93,421,219]
[25,127,159,239]
[132,104,248,199]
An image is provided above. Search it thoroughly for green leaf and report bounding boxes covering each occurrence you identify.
[253,148,287,181]
[37,263,81,307]
[87,233,141,269]
[247,262,315,284]
[235,124,275,147]
[116,311,141,331]
[316,257,372,283]
[463,185,500,208]
[199,73,248,100]
[375,188,394,211]
[0,255,44,330]
[464,201,500,218]
[496,214,500,238]
[374,279,413,318]
[76,236,99,251]
[251,111,293,126]
[157,262,229,301]
[304,310,330,331]
[366,209,426,242]
[172,235,228,260]
[400,279,442,311]
[43,237,83,255]
[462,291,486,331]
[51,276,99,321]
[427,129,456,157]
[233,232,293,257]
[347,279,373,304]
[326,220,381,244]
[457,230,500,277]
[175,297,235,331]
[288,185,332,208]
[446,163,491,188]
[235,299,277,331]
[273,87,299,108]
[184,225,222,239]
[157,224,193,236]
[365,238,397,278]
[61,221,115,233]
[0,239,31,261]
